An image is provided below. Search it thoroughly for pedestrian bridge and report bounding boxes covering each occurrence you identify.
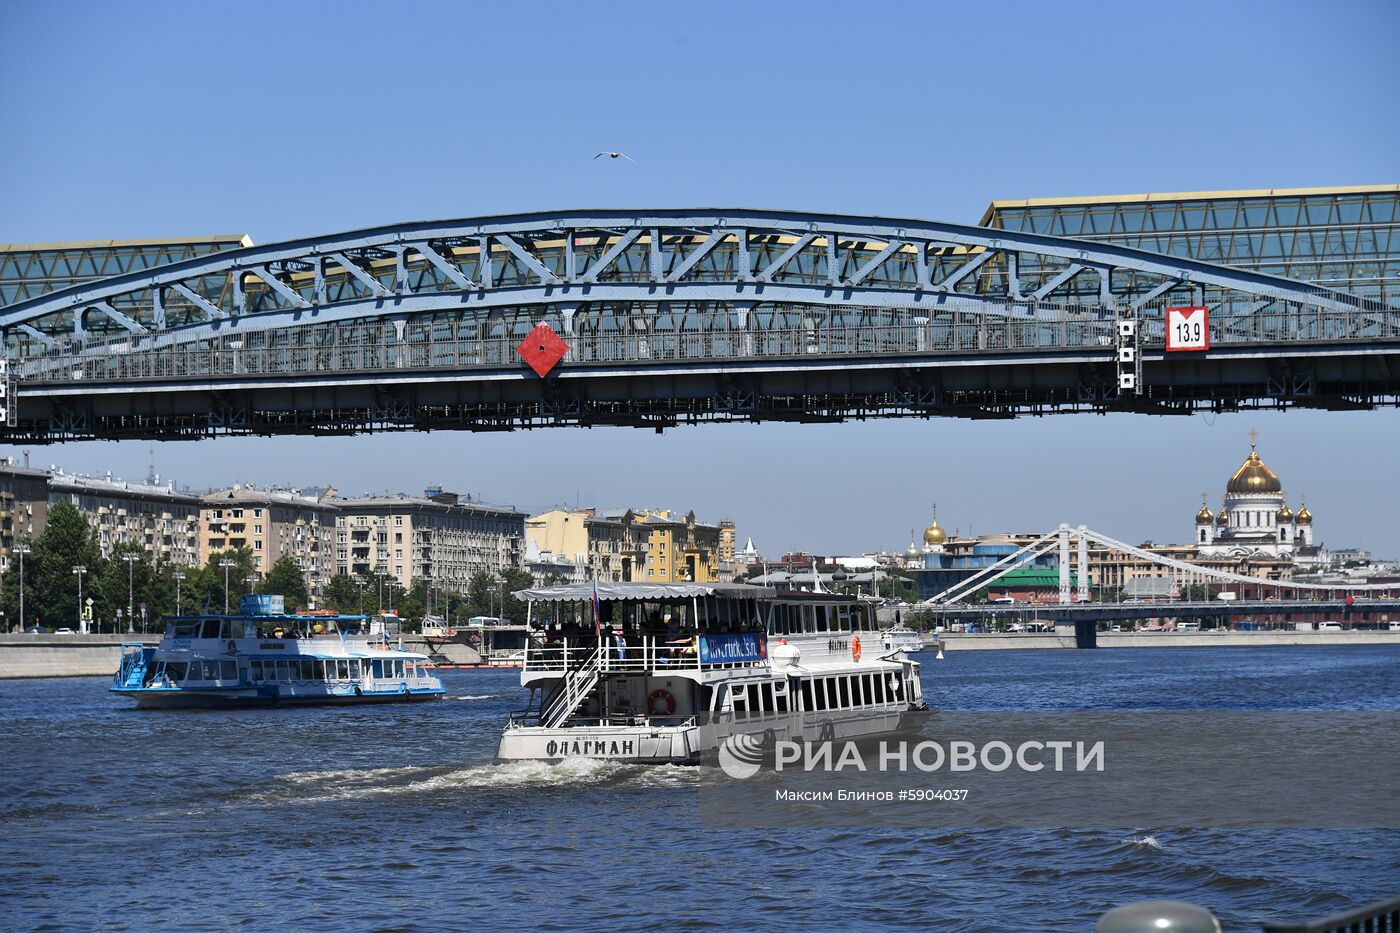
[2,209,1396,441]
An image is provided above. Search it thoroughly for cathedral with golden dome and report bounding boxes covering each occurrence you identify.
[1195,432,1316,561]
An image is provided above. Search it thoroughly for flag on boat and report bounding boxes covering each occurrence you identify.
[592,579,602,636]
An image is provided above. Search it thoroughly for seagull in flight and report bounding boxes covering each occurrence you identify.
[594,151,634,161]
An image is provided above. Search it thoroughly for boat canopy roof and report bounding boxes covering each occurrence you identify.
[512,582,775,603]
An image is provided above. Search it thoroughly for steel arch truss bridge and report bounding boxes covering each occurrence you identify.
[2,210,1397,442]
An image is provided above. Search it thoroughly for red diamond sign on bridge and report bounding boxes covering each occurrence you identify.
[516,322,569,377]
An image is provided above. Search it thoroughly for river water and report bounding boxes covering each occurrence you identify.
[3,645,1397,931]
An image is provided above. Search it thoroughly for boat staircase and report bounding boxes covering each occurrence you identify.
[114,644,154,688]
[540,647,602,728]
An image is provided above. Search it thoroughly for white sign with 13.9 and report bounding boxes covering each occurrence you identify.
[1165,305,1209,352]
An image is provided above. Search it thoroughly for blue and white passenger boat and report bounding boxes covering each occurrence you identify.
[112,595,444,708]
[498,583,927,763]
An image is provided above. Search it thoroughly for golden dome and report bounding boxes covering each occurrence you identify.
[923,521,947,546]
[1276,503,1293,522]
[1226,448,1282,495]
[1216,507,1230,525]
[1296,503,1312,525]
[1195,496,1213,524]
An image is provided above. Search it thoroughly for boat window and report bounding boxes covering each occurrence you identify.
[837,677,850,709]
[222,660,237,680]
[729,684,747,715]
[250,660,262,680]
[825,678,838,709]
[774,682,789,713]
[167,662,189,681]
[372,660,383,678]
[172,621,200,637]
[396,660,405,678]
[799,679,813,712]
[201,619,221,639]
[874,672,887,703]
[890,674,903,701]
[337,660,350,680]
[745,683,760,712]
[812,606,827,634]
[836,607,851,632]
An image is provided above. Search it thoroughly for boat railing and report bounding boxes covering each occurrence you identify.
[524,634,767,674]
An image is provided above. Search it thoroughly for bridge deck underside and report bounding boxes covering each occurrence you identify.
[13,341,1400,441]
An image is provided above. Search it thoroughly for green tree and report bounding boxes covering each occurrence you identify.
[322,573,364,614]
[261,556,310,609]
[465,570,497,618]
[1,501,104,631]
[498,568,535,623]
[92,541,166,632]
[194,548,259,614]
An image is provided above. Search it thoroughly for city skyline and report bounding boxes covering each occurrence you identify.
[3,412,1388,559]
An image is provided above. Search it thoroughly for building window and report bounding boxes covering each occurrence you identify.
[395,517,403,527]
[254,541,263,550]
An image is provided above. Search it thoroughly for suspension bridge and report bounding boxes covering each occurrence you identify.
[1,209,1397,442]
[916,524,1400,647]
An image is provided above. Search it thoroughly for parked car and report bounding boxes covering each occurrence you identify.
[54,627,75,634]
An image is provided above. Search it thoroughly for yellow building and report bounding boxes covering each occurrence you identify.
[525,509,592,565]
[524,507,724,583]
[636,510,721,583]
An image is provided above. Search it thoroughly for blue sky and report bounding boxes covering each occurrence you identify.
[2,0,1397,556]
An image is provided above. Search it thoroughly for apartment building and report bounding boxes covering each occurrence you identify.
[335,489,525,591]
[0,462,49,572]
[49,470,203,566]
[201,486,337,600]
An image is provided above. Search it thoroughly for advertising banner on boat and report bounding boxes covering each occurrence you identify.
[698,632,767,664]
[241,594,285,615]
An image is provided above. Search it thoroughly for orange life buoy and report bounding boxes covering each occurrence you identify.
[851,635,862,662]
[647,688,676,716]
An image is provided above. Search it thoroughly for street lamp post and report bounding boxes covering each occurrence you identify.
[355,577,366,615]
[123,553,139,633]
[173,571,186,615]
[14,544,30,633]
[218,558,236,614]
[72,565,87,633]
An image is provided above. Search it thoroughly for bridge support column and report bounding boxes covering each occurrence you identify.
[558,302,579,361]
[1058,523,1071,604]
[735,302,755,358]
[393,319,407,369]
[1077,526,1090,603]
[1074,619,1097,649]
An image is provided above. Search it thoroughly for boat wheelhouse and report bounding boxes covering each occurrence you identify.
[498,582,926,763]
[881,622,925,654]
[112,597,444,708]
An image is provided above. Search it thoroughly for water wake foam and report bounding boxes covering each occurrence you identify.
[242,757,713,805]
[1123,834,1162,849]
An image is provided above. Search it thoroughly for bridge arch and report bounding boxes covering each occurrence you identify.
[1,209,1381,350]
[2,210,1397,441]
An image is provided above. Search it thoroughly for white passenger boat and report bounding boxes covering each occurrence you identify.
[880,623,925,654]
[112,596,444,709]
[497,583,927,763]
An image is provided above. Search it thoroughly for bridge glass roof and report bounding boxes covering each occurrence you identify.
[982,186,1399,306]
